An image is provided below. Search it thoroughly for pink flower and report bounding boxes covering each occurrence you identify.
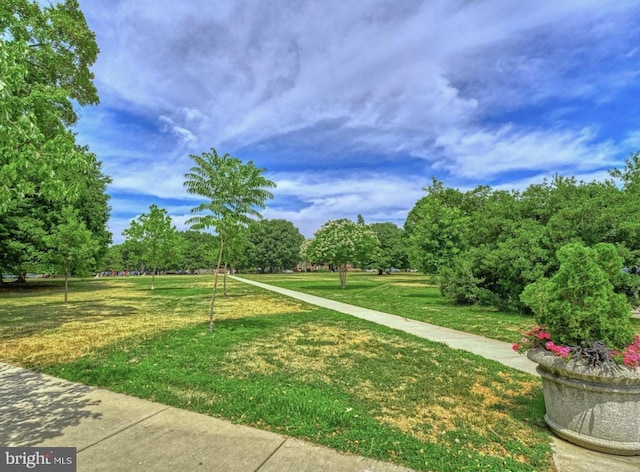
[622,337,640,368]
[512,343,520,352]
[545,341,571,358]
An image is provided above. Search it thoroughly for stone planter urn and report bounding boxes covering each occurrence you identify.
[528,348,640,455]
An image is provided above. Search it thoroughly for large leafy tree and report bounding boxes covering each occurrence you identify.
[0,150,109,282]
[44,206,98,301]
[246,219,305,273]
[122,205,181,290]
[302,219,379,289]
[179,230,218,273]
[1,0,99,211]
[369,222,409,271]
[0,1,110,282]
[404,180,469,274]
[183,148,276,332]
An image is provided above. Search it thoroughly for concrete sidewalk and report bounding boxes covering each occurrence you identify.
[0,363,411,472]
[232,276,537,375]
[231,276,640,472]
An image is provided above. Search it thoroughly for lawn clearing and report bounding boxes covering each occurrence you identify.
[239,271,640,342]
[1,276,554,471]
[0,276,303,368]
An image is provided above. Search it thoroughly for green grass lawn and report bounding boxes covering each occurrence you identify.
[0,275,555,471]
[239,271,640,342]
[238,271,534,342]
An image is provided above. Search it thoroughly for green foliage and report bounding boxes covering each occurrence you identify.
[246,219,305,272]
[520,242,634,349]
[438,257,483,305]
[184,148,276,236]
[0,0,100,211]
[303,219,379,288]
[179,230,218,272]
[44,206,98,301]
[368,222,409,270]
[183,147,276,331]
[122,205,181,289]
[0,1,110,281]
[404,179,468,274]
[405,166,640,310]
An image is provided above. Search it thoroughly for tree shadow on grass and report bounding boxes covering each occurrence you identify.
[286,284,372,291]
[401,292,442,299]
[0,303,141,340]
[0,363,102,446]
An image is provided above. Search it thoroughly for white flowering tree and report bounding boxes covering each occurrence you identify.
[302,219,379,289]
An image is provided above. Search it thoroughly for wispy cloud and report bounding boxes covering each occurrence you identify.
[75,0,640,243]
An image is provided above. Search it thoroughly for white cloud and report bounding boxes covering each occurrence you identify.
[433,126,619,180]
[267,170,425,236]
[73,0,640,244]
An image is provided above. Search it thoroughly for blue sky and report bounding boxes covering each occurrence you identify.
[73,0,640,244]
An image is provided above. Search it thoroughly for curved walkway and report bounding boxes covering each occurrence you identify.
[231,276,640,472]
[232,276,536,374]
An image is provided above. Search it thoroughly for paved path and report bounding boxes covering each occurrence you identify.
[231,276,640,472]
[232,276,537,374]
[0,363,411,472]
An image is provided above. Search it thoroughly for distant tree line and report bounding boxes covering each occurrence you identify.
[107,213,411,279]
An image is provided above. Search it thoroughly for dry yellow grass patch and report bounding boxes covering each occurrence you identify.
[0,281,304,369]
[223,324,377,381]
[0,313,201,368]
[223,320,540,463]
[389,282,437,288]
[373,376,540,463]
[215,294,304,320]
[223,323,431,382]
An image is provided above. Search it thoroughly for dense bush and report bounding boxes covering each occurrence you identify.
[438,257,483,305]
[404,153,640,310]
[520,242,634,350]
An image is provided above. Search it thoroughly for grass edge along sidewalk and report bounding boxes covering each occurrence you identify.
[230,275,537,375]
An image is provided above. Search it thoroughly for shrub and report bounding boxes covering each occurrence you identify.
[520,242,634,350]
[438,257,483,305]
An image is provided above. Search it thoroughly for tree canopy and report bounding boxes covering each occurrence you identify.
[302,219,379,289]
[45,206,99,301]
[0,1,110,282]
[1,0,100,210]
[405,154,640,310]
[369,222,409,271]
[246,219,305,273]
[184,148,276,332]
[122,204,181,289]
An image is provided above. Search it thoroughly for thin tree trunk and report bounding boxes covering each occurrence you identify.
[151,265,156,290]
[209,239,225,333]
[64,274,69,302]
[223,262,228,296]
[339,264,347,289]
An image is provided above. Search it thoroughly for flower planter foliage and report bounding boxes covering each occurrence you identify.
[520,242,635,350]
[517,241,640,455]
